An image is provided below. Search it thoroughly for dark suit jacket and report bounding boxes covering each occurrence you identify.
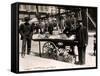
[19,22,34,40]
[76,25,88,47]
[48,22,53,31]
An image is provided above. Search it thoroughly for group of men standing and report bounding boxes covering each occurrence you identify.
[32,18,56,35]
[19,11,88,65]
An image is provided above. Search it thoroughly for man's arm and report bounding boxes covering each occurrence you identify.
[19,24,25,38]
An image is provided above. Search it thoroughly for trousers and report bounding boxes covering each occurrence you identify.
[78,46,86,64]
[22,38,31,55]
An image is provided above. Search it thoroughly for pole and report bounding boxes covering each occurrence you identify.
[86,8,88,32]
[39,41,41,57]
[58,7,61,33]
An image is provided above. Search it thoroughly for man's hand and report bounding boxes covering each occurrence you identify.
[85,43,87,46]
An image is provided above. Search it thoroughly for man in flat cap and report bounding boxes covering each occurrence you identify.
[19,17,34,58]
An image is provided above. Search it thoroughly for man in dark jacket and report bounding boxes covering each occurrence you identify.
[75,20,88,65]
[19,17,34,58]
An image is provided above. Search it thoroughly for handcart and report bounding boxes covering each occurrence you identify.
[32,34,78,63]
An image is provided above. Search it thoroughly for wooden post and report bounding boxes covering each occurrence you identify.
[39,41,41,57]
[81,8,87,27]
[58,7,61,33]
[86,8,88,32]
[36,5,39,13]
[36,5,40,20]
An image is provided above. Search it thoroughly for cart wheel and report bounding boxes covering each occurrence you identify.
[42,42,58,59]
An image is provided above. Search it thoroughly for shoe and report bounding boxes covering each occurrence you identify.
[93,53,96,56]
[21,53,25,58]
[27,52,31,55]
[27,53,30,55]
[75,61,84,65]
[27,50,31,55]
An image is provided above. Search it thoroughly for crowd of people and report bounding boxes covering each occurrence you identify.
[19,10,95,65]
[19,11,78,35]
